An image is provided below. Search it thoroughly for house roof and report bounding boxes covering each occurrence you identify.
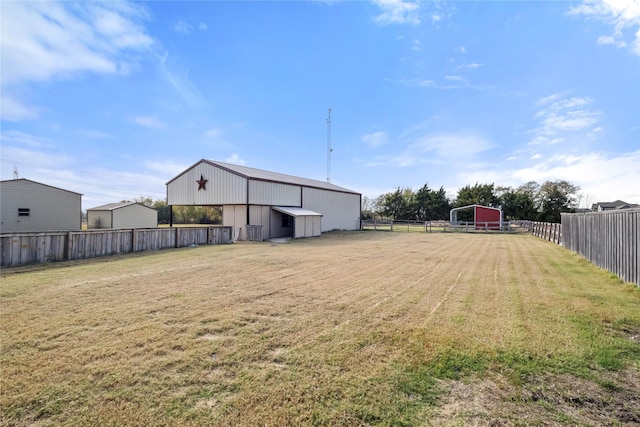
[88,202,153,211]
[0,178,83,196]
[272,206,323,217]
[591,200,639,210]
[167,159,360,195]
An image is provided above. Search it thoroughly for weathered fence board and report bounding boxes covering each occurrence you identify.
[1,226,233,268]
[527,221,562,244]
[562,210,639,287]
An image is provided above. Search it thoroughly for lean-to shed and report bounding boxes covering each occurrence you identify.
[166,159,361,240]
[0,178,82,233]
[87,202,158,229]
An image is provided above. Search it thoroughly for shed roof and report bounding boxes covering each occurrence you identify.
[167,159,360,195]
[272,206,323,217]
[88,202,153,211]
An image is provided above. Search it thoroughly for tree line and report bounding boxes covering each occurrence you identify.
[132,197,222,225]
[362,180,580,223]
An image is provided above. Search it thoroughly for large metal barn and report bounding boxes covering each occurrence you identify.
[166,159,361,241]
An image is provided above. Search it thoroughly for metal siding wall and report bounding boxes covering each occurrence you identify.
[87,210,112,229]
[222,205,248,240]
[249,205,270,229]
[167,162,247,205]
[0,181,81,233]
[113,205,157,229]
[249,181,300,206]
[302,188,360,232]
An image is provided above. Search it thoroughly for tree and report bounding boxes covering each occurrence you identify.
[429,186,452,220]
[414,184,432,221]
[498,183,538,220]
[455,183,498,208]
[536,180,580,222]
[378,187,415,220]
[361,196,374,220]
[414,184,451,221]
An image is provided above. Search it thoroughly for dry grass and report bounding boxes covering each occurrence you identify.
[1,231,639,426]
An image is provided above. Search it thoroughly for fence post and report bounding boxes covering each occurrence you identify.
[66,231,73,260]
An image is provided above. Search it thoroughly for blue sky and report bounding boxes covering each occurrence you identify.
[1,0,639,210]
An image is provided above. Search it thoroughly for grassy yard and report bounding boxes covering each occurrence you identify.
[1,231,639,426]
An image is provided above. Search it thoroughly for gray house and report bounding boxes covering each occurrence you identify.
[0,178,82,233]
[591,200,639,212]
[87,202,157,229]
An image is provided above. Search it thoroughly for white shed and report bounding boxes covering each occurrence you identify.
[87,202,157,229]
[166,159,361,240]
[0,179,82,233]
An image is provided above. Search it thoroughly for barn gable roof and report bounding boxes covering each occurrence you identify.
[167,159,360,195]
[0,178,83,196]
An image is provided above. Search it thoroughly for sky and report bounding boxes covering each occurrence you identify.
[1,0,639,210]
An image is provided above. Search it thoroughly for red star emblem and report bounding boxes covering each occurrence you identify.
[196,174,208,190]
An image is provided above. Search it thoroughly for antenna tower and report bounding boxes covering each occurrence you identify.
[326,108,332,183]
[13,166,18,179]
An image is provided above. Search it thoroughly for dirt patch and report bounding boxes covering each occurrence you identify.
[429,368,640,426]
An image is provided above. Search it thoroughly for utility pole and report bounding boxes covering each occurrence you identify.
[327,108,332,183]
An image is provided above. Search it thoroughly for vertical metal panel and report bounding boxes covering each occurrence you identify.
[87,210,112,229]
[0,180,81,233]
[222,205,247,240]
[249,205,270,233]
[302,188,360,232]
[167,162,247,205]
[248,181,300,206]
[113,205,157,229]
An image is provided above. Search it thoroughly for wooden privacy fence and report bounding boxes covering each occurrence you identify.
[562,210,639,287]
[1,226,233,267]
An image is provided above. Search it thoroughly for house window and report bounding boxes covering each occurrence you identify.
[18,208,30,217]
[281,213,290,228]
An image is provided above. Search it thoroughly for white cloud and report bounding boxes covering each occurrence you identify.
[174,19,194,35]
[143,160,189,177]
[529,94,602,145]
[1,130,51,148]
[0,1,154,86]
[132,116,166,129]
[457,46,467,53]
[158,51,207,109]
[411,131,493,159]
[75,129,113,139]
[0,95,40,121]
[367,131,494,167]
[204,128,221,138]
[570,0,640,55]
[372,0,420,25]
[173,19,207,35]
[361,131,389,147]
[225,154,246,165]
[597,34,627,47]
